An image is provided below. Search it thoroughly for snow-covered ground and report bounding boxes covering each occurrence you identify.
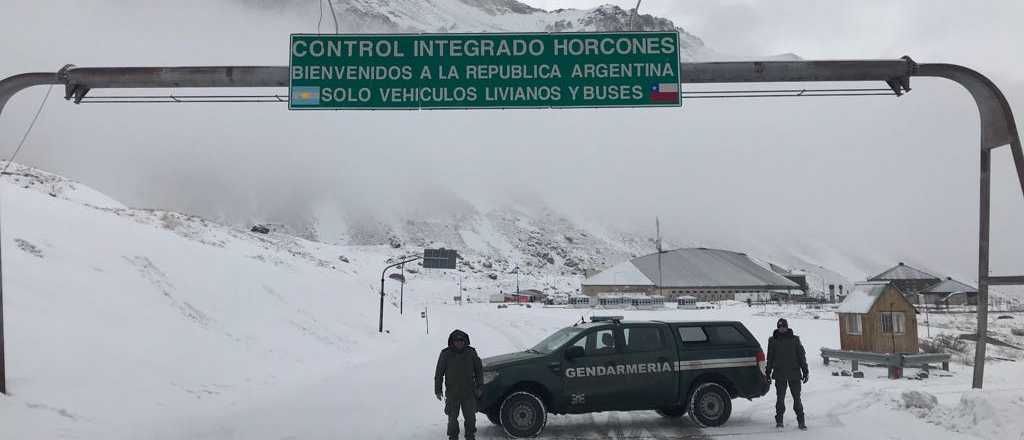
[1,164,1022,439]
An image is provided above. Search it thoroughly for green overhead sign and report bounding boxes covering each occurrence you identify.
[289,32,681,110]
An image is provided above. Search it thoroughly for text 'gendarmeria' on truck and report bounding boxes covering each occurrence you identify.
[478,317,771,437]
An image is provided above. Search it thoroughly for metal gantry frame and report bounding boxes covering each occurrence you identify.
[0,58,1022,394]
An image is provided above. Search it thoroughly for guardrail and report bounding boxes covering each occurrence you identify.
[820,348,950,379]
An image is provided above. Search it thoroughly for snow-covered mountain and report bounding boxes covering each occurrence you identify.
[251,0,717,60]
[300,188,659,279]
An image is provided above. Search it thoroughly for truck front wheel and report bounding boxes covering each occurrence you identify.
[499,391,547,438]
[655,405,686,418]
[485,408,501,426]
[688,383,732,427]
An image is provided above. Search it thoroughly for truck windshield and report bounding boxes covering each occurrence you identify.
[530,327,584,353]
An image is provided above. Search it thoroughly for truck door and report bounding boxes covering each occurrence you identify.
[618,324,678,409]
[674,324,762,401]
[560,327,625,412]
[674,325,711,401]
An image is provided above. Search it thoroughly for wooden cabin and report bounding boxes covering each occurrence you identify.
[836,281,919,353]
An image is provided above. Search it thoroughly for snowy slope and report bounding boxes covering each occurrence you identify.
[0,163,424,437]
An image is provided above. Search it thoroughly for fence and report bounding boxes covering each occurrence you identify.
[820,348,950,379]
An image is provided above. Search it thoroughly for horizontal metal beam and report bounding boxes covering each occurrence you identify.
[63,66,289,89]
[987,275,1024,286]
[680,59,915,84]
[0,72,59,116]
[821,348,951,368]
[0,60,920,118]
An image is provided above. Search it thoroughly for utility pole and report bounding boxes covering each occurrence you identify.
[656,217,663,296]
[925,299,931,338]
[515,266,520,295]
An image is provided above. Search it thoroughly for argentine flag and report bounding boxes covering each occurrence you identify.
[291,86,320,106]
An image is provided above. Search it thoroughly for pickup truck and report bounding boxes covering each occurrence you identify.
[478,317,770,437]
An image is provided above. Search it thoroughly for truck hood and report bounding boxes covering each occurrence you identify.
[482,351,546,369]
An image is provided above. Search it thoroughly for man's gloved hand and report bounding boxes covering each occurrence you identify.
[436,393,444,401]
[802,372,809,384]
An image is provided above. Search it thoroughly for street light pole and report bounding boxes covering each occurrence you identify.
[380,255,421,333]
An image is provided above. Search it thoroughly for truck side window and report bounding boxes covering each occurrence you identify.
[705,325,748,345]
[570,335,587,352]
[677,326,708,343]
[623,327,663,352]
[588,329,617,356]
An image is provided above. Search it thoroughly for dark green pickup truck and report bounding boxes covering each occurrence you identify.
[478,317,770,437]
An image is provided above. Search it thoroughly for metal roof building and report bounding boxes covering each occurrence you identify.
[868,262,940,281]
[920,277,978,306]
[867,262,942,298]
[581,248,801,301]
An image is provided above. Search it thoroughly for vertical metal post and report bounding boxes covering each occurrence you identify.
[0,217,5,395]
[399,262,404,315]
[425,306,429,335]
[379,272,386,334]
[925,302,930,338]
[974,148,991,389]
[515,267,519,295]
[889,303,897,353]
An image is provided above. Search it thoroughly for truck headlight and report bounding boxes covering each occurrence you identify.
[483,371,499,384]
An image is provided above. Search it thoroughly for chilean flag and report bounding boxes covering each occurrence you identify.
[650,83,679,103]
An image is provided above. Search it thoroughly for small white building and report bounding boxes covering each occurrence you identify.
[597,293,630,309]
[677,295,698,309]
[568,294,592,308]
[630,294,666,310]
[549,293,570,305]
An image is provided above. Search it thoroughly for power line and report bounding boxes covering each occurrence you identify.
[317,0,324,34]
[627,0,642,31]
[326,0,340,33]
[71,87,898,104]
[1,85,54,176]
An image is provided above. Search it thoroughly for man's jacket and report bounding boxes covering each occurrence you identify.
[766,328,808,381]
[435,329,483,399]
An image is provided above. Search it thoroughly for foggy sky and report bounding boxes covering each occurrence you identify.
[0,0,1022,286]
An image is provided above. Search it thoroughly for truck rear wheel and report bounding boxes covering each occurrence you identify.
[688,383,732,427]
[655,405,686,418]
[499,391,547,438]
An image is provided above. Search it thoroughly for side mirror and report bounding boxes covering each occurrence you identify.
[565,346,585,360]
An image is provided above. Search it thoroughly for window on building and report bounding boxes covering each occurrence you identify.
[847,314,862,335]
[677,326,708,343]
[880,312,905,335]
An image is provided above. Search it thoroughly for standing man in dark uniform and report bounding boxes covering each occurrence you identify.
[765,318,808,430]
[435,329,483,440]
